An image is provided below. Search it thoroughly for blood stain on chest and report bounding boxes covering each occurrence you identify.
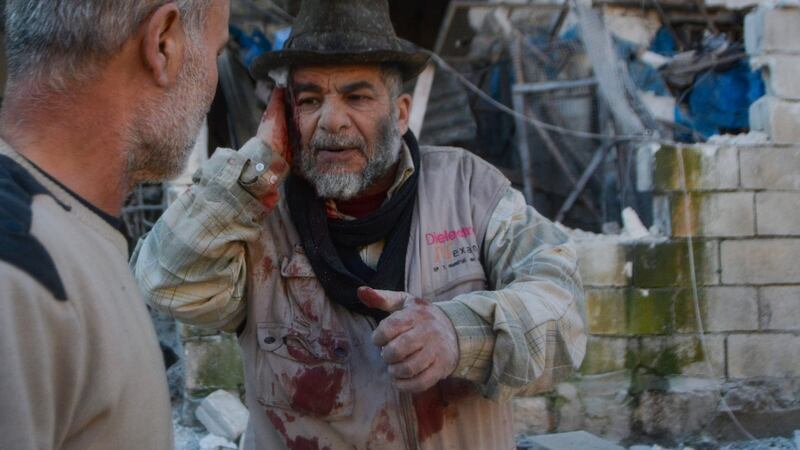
[266,409,330,450]
[260,256,274,281]
[288,366,346,416]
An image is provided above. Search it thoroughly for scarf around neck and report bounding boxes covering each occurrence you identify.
[286,132,420,321]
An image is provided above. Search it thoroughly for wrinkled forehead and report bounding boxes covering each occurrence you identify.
[289,64,387,92]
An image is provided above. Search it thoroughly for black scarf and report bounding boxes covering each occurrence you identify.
[286,132,420,321]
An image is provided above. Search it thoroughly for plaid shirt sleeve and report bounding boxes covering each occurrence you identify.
[130,139,276,333]
[436,187,587,401]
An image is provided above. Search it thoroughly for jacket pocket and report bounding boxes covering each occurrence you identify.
[256,322,355,419]
[280,249,326,323]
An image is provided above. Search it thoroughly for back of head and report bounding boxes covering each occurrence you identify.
[3,0,211,93]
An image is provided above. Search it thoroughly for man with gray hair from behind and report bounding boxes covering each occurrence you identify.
[0,1,229,449]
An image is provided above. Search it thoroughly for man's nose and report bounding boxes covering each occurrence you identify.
[318,101,352,133]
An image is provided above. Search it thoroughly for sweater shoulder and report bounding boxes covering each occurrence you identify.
[0,154,68,301]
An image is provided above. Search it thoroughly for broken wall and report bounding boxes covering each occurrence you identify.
[512,3,800,444]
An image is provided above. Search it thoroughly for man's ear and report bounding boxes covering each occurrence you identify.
[142,3,186,88]
[395,93,412,135]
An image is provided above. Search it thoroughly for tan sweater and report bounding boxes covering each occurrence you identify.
[0,141,172,450]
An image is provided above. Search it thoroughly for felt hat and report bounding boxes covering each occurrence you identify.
[250,0,430,81]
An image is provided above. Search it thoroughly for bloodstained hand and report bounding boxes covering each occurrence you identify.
[257,87,292,166]
[357,287,459,393]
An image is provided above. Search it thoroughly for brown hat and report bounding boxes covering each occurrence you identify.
[250,0,430,81]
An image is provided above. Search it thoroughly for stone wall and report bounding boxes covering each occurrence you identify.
[513,3,800,445]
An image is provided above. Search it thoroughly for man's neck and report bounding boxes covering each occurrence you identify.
[0,84,132,217]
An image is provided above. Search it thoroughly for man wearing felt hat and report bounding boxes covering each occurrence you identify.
[132,0,586,448]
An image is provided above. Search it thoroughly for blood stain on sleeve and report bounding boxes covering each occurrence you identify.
[413,379,475,442]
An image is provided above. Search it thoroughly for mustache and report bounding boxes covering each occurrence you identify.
[309,131,366,152]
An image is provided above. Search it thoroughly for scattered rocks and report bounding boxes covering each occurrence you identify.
[195,390,249,441]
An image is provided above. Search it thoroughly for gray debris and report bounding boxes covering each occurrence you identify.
[195,390,250,441]
[518,431,625,450]
[198,434,237,450]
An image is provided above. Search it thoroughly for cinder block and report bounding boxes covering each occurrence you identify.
[634,383,720,439]
[580,337,631,375]
[631,240,720,288]
[634,336,725,378]
[624,288,675,335]
[757,192,800,235]
[721,239,800,285]
[752,55,800,100]
[518,431,625,450]
[745,6,800,55]
[728,334,800,378]
[651,145,739,192]
[513,397,553,435]
[670,192,755,238]
[196,390,249,441]
[760,286,800,331]
[740,147,800,190]
[576,240,630,287]
[586,289,627,335]
[184,334,245,394]
[749,96,800,144]
[674,287,759,333]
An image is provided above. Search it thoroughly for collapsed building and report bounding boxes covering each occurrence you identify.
[91,0,800,448]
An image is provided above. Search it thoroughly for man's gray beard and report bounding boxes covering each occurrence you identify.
[125,41,212,184]
[299,111,403,201]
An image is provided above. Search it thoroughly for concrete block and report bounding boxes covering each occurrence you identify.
[728,334,800,378]
[571,379,633,443]
[760,286,800,331]
[745,6,800,55]
[753,55,800,100]
[624,289,675,335]
[198,434,237,450]
[706,0,760,9]
[586,289,627,335]
[749,96,800,144]
[636,335,726,378]
[554,383,583,432]
[757,192,800,235]
[631,240,719,288]
[741,147,800,191]
[721,239,800,285]
[674,287,759,333]
[513,397,553,435]
[196,390,250,441]
[678,335,727,379]
[581,337,631,375]
[670,192,755,238]
[634,380,720,439]
[651,145,739,192]
[517,431,624,450]
[184,334,245,394]
[576,240,630,287]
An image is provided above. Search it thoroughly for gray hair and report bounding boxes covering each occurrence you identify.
[380,63,404,99]
[4,0,213,90]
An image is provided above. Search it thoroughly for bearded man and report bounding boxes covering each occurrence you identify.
[0,1,230,448]
[133,0,586,448]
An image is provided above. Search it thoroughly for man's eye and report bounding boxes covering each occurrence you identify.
[349,95,369,102]
[298,98,320,106]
